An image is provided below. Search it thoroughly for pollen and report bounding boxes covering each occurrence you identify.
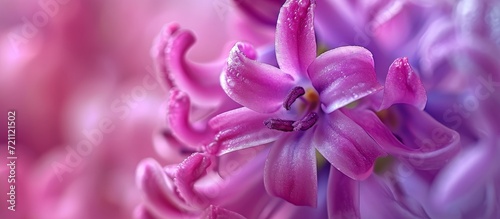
[304,89,319,102]
[302,88,320,110]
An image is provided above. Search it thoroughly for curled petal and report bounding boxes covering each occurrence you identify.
[136,158,193,217]
[174,153,212,209]
[221,43,295,113]
[167,88,214,148]
[208,107,281,155]
[264,131,318,207]
[327,167,360,219]
[151,23,180,88]
[347,106,460,170]
[201,205,246,219]
[314,110,385,180]
[308,46,383,113]
[158,24,226,105]
[275,0,317,78]
[379,57,427,110]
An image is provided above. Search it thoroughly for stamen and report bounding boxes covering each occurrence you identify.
[293,112,319,131]
[283,86,306,110]
[264,118,296,132]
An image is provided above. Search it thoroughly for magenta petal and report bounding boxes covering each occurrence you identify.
[264,132,318,207]
[151,23,180,88]
[327,167,360,219]
[208,107,281,155]
[167,88,214,148]
[221,42,295,113]
[136,159,192,217]
[161,25,226,105]
[275,0,317,78]
[379,57,427,110]
[308,46,383,113]
[174,153,212,209]
[201,205,246,219]
[314,110,385,180]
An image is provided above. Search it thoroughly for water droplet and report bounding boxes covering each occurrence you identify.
[227,78,236,87]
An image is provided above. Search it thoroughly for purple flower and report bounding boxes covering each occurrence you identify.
[209,0,386,207]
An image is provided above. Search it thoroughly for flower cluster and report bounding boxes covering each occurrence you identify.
[136,0,500,218]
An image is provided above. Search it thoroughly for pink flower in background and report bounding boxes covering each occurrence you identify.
[0,0,245,218]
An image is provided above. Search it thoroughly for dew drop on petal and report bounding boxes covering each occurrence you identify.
[227,78,236,87]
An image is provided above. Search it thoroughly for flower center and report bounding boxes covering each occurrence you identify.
[264,86,320,132]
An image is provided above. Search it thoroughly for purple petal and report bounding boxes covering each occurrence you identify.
[327,167,360,219]
[314,0,359,47]
[389,105,461,169]
[379,57,427,110]
[314,110,385,180]
[456,0,490,37]
[201,205,246,219]
[221,42,295,113]
[275,0,317,79]
[208,107,282,155]
[344,109,408,156]
[308,46,383,113]
[432,141,499,206]
[159,24,226,105]
[167,88,214,148]
[264,132,318,207]
[347,106,460,170]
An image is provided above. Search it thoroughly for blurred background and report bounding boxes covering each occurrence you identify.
[0,0,254,218]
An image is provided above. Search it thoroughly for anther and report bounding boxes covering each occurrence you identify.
[293,112,319,131]
[264,118,296,132]
[283,86,306,110]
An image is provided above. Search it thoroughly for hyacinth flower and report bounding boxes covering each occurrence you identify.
[207,0,462,212]
[210,0,386,208]
[421,0,500,216]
